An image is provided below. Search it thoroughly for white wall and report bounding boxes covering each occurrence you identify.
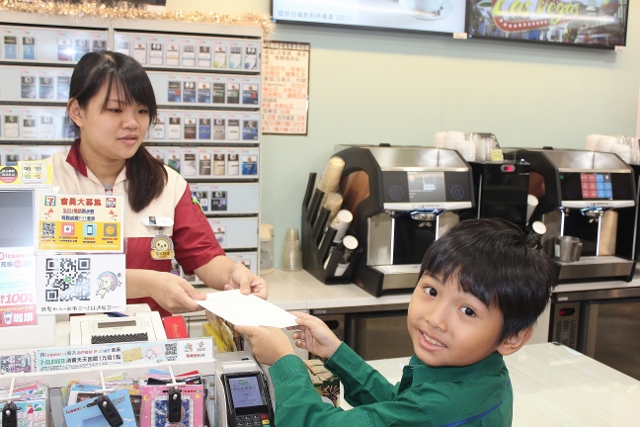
[168,0,640,267]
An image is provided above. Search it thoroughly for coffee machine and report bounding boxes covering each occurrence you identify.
[335,145,475,296]
[625,162,640,261]
[468,157,531,229]
[515,148,637,281]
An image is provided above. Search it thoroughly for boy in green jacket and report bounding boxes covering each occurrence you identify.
[236,218,556,426]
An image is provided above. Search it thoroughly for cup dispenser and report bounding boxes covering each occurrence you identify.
[301,170,363,285]
[515,148,637,282]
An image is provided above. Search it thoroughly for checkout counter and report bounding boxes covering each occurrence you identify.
[2,271,640,425]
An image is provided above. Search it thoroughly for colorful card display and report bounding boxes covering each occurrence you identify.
[63,389,137,427]
[140,384,204,427]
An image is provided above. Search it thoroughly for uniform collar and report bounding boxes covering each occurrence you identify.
[65,138,131,181]
[399,352,505,393]
[66,138,89,177]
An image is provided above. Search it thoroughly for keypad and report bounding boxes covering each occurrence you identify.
[235,413,271,427]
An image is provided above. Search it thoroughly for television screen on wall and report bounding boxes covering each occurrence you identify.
[271,0,468,35]
[465,0,629,50]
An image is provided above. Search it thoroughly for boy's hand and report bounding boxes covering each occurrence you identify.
[289,312,342,360]
[235,325,294,366]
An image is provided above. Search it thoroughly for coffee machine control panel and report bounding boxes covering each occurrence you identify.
[381,170,473,211]
[559,171,635,208]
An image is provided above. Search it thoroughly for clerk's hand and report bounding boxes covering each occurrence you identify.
[223,262,268,300]
[195,256,268,300]
[289,312,342,360]
[127,269,206,314]
[235,325,294,366]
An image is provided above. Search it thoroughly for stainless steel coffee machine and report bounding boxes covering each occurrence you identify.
[335,145,475,296]
[516,148,637,281]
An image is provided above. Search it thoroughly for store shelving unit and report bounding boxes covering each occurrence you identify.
[0,11,263,279]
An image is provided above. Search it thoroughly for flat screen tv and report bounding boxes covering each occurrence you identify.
[271,0,468,35]
[465,0,629,50]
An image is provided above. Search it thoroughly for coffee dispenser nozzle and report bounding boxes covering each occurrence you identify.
[580,206,605,223]
[409,209,442,221]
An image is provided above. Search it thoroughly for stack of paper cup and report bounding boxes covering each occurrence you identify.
[434,131,446,148]
[611,143,631,163]
[585,134,602,151]
[317,156,345,193]
[444,131,465,150]
[596,135,616,152]
[331,209,353,243]
[526,194,538,225]
[455,139,476,162]
[323,192,343,224]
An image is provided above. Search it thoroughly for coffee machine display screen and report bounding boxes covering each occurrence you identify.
[580,173,612,199]
[407,171,446,202]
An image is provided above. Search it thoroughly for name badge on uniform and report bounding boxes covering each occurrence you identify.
[150,234,175,260]
[142,216,174,227]
[144,216,175,260]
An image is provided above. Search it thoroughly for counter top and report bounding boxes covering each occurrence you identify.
[192,269,412,314]
[360,342,640,426]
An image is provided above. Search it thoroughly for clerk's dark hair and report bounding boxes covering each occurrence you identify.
[65,50,166,212]
[419,218,557,343]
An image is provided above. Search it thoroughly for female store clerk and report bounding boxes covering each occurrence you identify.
[48,51,268,316]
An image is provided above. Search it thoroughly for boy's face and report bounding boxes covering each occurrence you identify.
[407,273,506,367]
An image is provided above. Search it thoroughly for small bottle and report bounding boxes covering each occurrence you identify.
[259,224,274,275]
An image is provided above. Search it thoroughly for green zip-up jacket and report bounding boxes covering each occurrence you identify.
[269,342,512,426]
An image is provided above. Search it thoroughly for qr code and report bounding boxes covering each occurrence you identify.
[41,222,55,236]
[164,342,178,358]
[44,257,91,302]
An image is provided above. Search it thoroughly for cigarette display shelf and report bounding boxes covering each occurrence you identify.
[0,11,263,275]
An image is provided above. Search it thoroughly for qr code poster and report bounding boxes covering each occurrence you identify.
[37,194,124,253]
[35,253,126,314]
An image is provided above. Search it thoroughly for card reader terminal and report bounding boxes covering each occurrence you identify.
[215,352,275,427]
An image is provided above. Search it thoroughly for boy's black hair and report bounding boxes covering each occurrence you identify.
[419,218,557,342]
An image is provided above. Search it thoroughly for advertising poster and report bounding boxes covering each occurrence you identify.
[0,160,50,186]
[466,0,629,49]
[35,253,126,314]
[0,180,53,328]
[262,41,310,135]
[37,194,124,252]
[35,338,213,372]
[0,247,37,327]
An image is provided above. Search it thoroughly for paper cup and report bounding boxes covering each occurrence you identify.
[526,194,538,224]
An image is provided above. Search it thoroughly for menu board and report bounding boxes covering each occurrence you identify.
[272,0,467,34]
[262,41,310,135]
[466,0,629,50]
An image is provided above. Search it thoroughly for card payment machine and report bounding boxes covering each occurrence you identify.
[215,351,275,427]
